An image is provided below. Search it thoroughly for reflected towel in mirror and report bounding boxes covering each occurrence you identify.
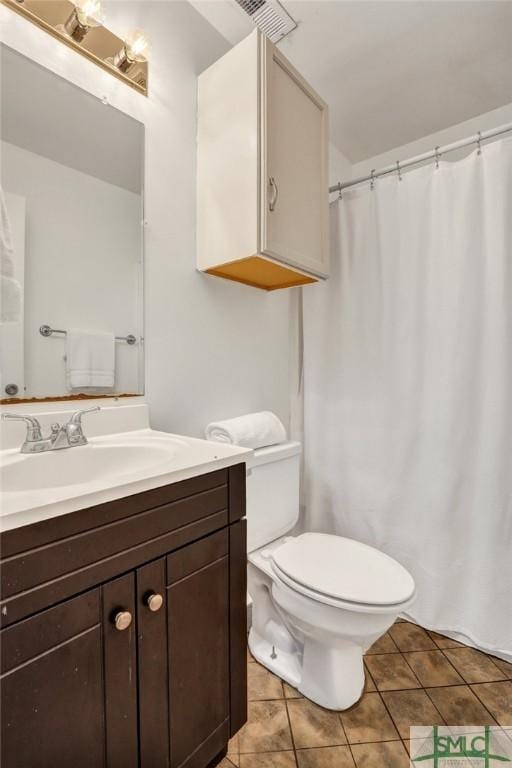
[66,329,115,390]
[0,186,22,323]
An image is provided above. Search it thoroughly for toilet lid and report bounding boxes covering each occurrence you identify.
[271,533,415,606]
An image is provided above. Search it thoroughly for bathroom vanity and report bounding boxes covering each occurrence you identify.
[0,420,249,768]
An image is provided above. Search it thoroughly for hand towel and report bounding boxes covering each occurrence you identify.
[1,275,22,322]
[205,411,287,449]
[0,186,21,323]
[66,329,115,391]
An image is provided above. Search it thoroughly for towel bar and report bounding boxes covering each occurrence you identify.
[39,325,137,345]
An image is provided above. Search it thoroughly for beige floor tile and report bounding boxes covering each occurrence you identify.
[492,657,512,679]
[425,685,497,725]
[471,682,512,726]
[296,746,355,768]
[389,622,436,652]
[426,630,465,649]
[364,653,421,691]
[248,648,256,663]
[381,689,445,738]
[340,692,398,743]
[444,648,508,684]
[248,663,284,701]
[363,665,377,693]
[219,759,239,768]
[350,740,410,767]
[287,698,347,749]
[228,734,240,766]
[403,738,431,756]
[283,683,303,699]
[365,632,398,655]
[239,701,293,753]
[404,650,464,687]
[239,752,296,768]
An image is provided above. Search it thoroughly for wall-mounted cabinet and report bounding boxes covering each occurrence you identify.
[197,31,329,291]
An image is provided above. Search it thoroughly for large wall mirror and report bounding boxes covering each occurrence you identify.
[0,45,144,402]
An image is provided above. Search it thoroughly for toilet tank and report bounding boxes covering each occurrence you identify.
[246,441,301,552]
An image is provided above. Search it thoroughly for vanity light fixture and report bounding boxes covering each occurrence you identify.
[2,0,149,95]
[60,0,105,43]
[110,29,151,73]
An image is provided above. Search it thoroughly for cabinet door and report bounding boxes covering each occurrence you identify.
[261,37,329,278]
[137,557,170,768]
[0,577,139,768]
[102,572,139,768]
[167,529,230,768]
[1,589,106,768]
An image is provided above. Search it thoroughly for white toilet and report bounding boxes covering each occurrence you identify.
[246,441,416,711]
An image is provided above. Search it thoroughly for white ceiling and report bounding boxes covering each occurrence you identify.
[1,45,143,193]
[190,0,512,162]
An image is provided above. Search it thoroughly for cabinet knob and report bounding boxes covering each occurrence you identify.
[146,593,164,612]
[114,610,133,631]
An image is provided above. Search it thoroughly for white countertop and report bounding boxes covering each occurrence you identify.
[0,404,251,532]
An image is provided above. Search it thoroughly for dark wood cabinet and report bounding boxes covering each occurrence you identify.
[1,589,106,768]
[0,465,247,768]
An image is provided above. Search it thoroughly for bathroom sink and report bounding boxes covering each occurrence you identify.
[0,428,251,530]
[0,439,186,493]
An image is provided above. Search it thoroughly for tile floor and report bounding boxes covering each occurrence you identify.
[223,620,512,768]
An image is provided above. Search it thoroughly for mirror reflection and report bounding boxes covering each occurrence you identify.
[0,45,144,402]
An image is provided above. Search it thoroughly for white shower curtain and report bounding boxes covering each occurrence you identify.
[303,137,512,659]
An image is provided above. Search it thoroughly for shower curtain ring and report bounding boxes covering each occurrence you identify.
[477,131,482,155]
[338,185,343,201]
[435,146,441,170]
[370,169,376,190]
[396,160,402,182]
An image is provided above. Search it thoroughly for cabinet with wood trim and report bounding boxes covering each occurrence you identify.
[197,30,329,291]
[0,465,247,768]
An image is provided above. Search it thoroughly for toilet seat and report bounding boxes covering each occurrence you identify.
[271,533,415,611]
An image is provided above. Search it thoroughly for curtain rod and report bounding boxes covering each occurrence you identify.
[329,121,512,195]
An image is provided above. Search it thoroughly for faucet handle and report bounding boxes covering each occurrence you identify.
[68,406,101,425]
[64,406,101,446]
[1,413,43,442]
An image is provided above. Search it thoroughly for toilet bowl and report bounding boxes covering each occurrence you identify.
[246,442,416,710]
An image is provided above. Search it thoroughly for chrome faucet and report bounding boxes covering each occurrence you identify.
[2,407,101,453]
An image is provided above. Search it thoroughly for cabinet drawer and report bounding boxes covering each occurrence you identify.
[2,486,227,599]
[1,469,229,558]
[1,491,228,627]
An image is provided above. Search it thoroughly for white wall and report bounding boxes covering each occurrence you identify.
[352,102,512,178]
[329,143,352,188]
[0,1,292,436]
[1,141,142,397]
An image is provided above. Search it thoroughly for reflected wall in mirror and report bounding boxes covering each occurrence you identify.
[0,45,144,402]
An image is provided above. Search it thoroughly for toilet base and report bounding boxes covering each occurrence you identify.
[299,634,365,710]
[248,625,365,710]
[248,628,302,690]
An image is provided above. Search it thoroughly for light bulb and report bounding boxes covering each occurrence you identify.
[74,0,105,27]
[109,29,150,75]
[60,0,105,41]
[124,30,151,63]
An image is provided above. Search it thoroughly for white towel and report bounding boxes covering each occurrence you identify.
[66,329,115,391]
[0,186,21,323]
[205,411,287,449]
[1,275,22,322]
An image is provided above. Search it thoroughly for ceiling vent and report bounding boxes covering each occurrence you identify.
[234,0,297,43]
